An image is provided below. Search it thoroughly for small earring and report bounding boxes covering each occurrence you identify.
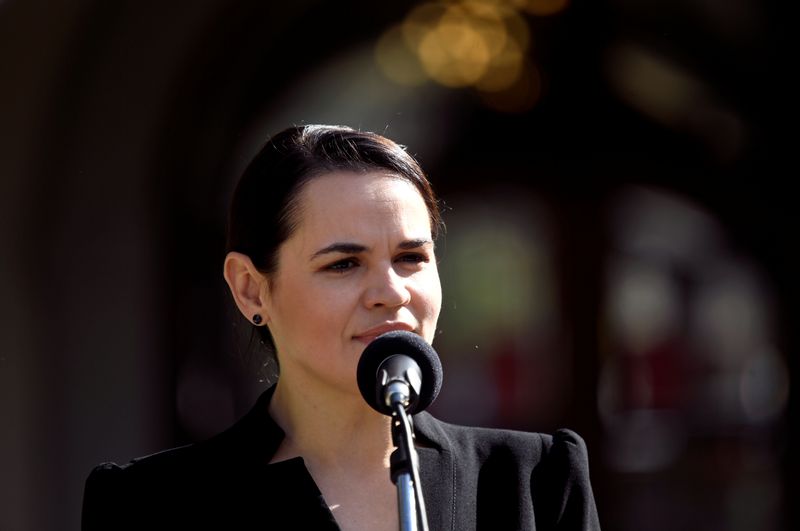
[252,314,263,325]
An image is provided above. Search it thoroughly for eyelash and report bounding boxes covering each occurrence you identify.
[397,253,428,264]
[326,258,359,272]
[323,253,429,272]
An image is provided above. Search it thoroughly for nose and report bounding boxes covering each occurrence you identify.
[363,265,411,309]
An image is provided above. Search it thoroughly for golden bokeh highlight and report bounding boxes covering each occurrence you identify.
[501,7,532,52]
[457,0,511,56]
[375,24,428,87]
[402,2,450,49]
[376,0,564,111]
[418,13,493,87]
[475,35,525,92]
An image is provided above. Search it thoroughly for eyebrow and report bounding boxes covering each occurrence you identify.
[309,238,433,260]
[310,242,367,260]
[398,238,433,250]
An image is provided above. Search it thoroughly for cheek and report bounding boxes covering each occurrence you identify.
[420,270,443,319]
[301,279,362,328]
[419,277,442,345]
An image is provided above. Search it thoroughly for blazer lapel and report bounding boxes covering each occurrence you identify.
[414,412,456,531]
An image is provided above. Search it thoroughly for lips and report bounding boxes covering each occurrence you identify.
[353,322,416,345]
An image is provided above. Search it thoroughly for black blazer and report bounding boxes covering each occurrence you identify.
[83,387,600,530]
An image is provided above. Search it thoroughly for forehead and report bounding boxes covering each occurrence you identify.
[292,171,431,242]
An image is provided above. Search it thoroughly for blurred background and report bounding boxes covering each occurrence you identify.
[0,0,794,529]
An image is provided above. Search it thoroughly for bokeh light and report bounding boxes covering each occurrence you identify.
[599,186,787,529]
[374,24,428,87]
[376,0,553,111]
[418,9,493,87]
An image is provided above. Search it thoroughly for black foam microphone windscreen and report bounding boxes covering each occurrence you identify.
[356,330,443,415]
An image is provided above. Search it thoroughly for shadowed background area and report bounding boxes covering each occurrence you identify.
[0,0,794,530]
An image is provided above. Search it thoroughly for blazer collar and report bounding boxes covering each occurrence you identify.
[205,385,455,530]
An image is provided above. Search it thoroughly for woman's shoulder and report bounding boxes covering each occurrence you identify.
[413,414,600,530]
[414,412,589,465]
[83,441,217,519]
[82,444,200,530]
[85,442,199,486]
[414,414,600,529]
[82,435,279,530]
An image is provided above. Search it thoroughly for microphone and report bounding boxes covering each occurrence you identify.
[357,330,443,416]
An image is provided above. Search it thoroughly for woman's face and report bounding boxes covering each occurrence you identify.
[262,171,442,394]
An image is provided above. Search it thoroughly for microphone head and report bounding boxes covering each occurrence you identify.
[357,330,443,416]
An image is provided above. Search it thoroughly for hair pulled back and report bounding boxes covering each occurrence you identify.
[227,125,442,275]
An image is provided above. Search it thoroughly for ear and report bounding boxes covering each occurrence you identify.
[223,252,271,324]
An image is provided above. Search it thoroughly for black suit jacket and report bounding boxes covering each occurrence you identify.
[83,387,600,530]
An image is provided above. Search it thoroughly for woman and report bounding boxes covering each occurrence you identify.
[83,125,600,530]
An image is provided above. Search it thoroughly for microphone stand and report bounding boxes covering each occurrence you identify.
[387,386,429,531]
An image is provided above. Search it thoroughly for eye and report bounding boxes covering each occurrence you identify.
[395,253,429,265]
[325,257,360,272]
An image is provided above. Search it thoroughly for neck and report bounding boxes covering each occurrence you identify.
[268,368,394,471]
